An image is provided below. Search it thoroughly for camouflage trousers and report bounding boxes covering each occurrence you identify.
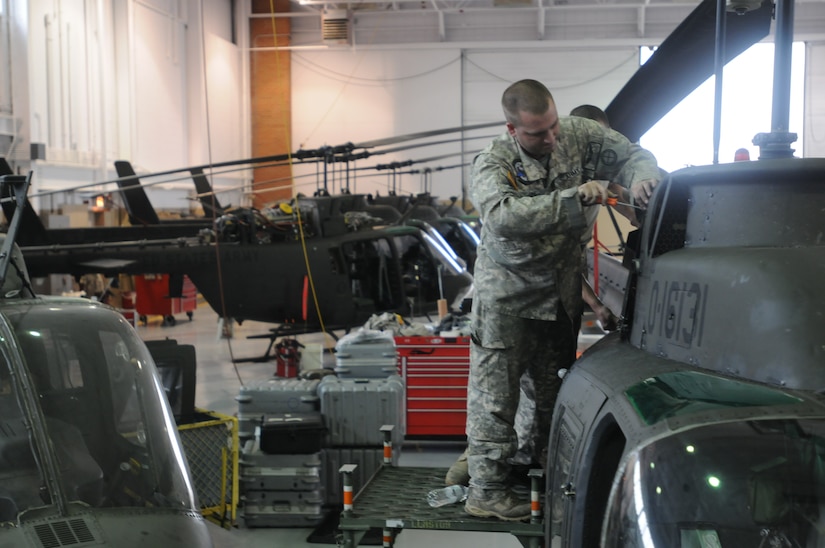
[466,301,576,490]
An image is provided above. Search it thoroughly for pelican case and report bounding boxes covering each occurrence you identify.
[259,413,326,455]
[334,330,398,378]
[240,462,322,492]
[235,378,321,442]
[239,440,324,491]
[242,500,325,528]
[318,375,405,447]
[240,441,322,469]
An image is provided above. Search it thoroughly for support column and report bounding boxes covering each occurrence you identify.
[249,0,293,207]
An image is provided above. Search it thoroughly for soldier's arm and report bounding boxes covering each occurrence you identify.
[471,154,587,239]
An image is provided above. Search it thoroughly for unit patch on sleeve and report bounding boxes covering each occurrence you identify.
[601,149,618,166]
[512,160,530,185]
[585,142,602,168]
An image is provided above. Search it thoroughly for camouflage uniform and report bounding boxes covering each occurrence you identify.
[467,116,660,491]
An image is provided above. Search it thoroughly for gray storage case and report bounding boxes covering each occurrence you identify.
[318,375,406,447]
[236,377,321,441]
[242,500,325,528]
[334,330,398,378]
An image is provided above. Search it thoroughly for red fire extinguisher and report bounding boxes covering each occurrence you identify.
[275,338,303,378]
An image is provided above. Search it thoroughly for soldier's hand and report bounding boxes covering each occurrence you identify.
[630,178,658,208]
[597,306,620,331]
[607,182,640,227]
[578,180,609,206]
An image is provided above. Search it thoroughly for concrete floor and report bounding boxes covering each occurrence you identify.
[134,304,524,548]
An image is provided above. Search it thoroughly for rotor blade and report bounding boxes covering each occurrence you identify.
[27,127,497,199]
[354,133,499,157]
[383,162,469,177]
[190,148,483,198]
[236,161,472,199]
[372,149,482,170]
[415,149,481,165]
[606,0,772,142]
[29,148,335,199]
[352,121,502,149]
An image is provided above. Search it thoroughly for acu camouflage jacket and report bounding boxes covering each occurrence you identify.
[470,116,661,321]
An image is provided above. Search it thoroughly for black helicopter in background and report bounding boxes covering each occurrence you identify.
[1,128,486,335]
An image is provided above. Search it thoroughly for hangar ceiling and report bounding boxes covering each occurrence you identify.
[262,0,825,48]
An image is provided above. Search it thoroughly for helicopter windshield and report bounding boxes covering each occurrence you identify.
[0,302,196,521]
[603,418,825,547]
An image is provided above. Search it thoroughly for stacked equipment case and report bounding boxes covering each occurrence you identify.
[240,438,326,528]
[318,375,405,505]
[238,378,327,528]
[235,378,321,444]
[333,329,399,378]
[238,373,406,525]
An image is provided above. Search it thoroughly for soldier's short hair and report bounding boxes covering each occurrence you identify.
[501,80,554,126]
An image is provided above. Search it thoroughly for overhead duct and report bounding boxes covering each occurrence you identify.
[322,9,351,45]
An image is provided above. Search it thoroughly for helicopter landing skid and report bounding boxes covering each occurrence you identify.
[233,325,346,364]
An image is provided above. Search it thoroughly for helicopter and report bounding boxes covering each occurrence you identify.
[0,173,214,547]
[3,148,476,335]
[331,0,825,546]
[537,0,825,545]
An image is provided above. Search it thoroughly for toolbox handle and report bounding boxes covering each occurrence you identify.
[338,352,397,359]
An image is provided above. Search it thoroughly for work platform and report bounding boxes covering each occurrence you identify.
[337,465,545,548]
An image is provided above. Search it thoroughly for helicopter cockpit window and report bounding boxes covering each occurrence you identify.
[0,361,43,522]
[603,418,825,547]
[2,306,196,517]
[395,233,440,303]
[341,238,401,312]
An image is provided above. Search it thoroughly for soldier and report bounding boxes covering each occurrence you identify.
[462,79,661,521]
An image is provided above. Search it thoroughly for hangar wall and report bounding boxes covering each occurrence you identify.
[2,0,824,217]
[2,0,248,213]
[290,46,639,205]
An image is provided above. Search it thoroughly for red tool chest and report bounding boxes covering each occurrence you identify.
[395,336,470,437]
[134,274,197,326]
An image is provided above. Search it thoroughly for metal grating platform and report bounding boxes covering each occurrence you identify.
[337,466,544,547]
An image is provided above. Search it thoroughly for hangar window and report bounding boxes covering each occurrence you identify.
[640,43,805,172]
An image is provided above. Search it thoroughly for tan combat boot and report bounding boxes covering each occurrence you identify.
[444,448,470,486]
[464,487,531,521]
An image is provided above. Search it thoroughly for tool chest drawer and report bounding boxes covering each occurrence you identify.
[395,336,470,437]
